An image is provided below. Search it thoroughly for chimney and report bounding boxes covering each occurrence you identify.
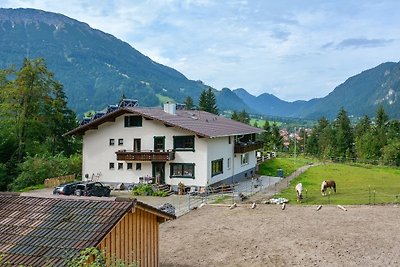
[163,102,176,115]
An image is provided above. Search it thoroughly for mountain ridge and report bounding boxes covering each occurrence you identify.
[1,8,400,119]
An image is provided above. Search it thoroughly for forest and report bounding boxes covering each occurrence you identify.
[0,58,81,191]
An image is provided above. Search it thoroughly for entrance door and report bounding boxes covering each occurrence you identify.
[152,162,165,184]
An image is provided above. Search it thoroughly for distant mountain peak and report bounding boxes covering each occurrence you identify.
[0,8,85,28]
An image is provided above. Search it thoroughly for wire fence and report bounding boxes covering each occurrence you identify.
[169,176,282,217]
[300,188,400,206]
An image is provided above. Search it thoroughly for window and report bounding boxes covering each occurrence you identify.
[124,116,142,127]
[228,136,231,144]
[118,163,123,170]
[109,162,115,170]
[109,139,115,146]
[127,163,133,170]
[211,159,223,177]
[154,136,165,151]
[136,163,142,170]
[170,163,195,178]
[227,158,231,169]
[118,139,123,146]
[173,136,195,151]
[134,138,141,152]
[241,153,249,165]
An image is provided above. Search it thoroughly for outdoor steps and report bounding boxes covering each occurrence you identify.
[156,184,174,196]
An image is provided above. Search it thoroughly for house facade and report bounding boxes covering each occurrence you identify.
[66,103,264,188]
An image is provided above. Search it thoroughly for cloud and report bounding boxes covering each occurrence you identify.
[336,38,395,49]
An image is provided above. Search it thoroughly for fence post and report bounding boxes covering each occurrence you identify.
[368,186,371,205]
[188,194,191,211]
[373,190,376,205]
[328,191,331,204]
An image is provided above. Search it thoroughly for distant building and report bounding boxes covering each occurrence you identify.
[65,102,264,188]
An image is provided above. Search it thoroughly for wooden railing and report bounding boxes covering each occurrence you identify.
[234,141,263,153]
[116,150,175,161]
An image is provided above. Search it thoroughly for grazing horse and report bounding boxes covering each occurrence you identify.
[295,183,303,202]
[321,180,336,196]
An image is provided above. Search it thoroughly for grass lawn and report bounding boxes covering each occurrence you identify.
[277,163,400,205]
[258,156,315,177]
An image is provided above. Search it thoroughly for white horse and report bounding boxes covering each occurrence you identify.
[295,183,303,202]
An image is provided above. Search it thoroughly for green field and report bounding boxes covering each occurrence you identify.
[277,163,400,205]
[250,119,282,127]
[258,156,315,177]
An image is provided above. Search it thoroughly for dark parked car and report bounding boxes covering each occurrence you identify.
[53,182,79,195]
[74,182,111,197]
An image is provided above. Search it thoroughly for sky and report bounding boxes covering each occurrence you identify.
[3,0,400,101]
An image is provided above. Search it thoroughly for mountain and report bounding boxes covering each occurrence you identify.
[299,62,400,119]
[2,8,399,120]
[234,61,400,119]
[0,8,252,115]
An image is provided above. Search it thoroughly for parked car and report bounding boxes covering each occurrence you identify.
[53,182,79,195]
[74,182,111,197]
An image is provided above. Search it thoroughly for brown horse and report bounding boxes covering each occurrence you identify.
[321,180,336,196]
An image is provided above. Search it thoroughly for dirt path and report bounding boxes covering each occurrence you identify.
[159,204,400,267]
[246,164,317,204]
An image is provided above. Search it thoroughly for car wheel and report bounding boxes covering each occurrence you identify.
[75,189,82,196]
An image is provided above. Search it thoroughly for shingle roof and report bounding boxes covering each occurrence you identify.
[65,107,264,137]
[0,194,172,267]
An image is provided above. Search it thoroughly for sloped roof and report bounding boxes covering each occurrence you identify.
[0,194,173,267]
[65,107,264,138]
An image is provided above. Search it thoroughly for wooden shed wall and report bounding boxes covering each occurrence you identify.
[98,207,160,267]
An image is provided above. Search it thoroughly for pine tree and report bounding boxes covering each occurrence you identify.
[334,107,354,160]
[198,87,218,114]
[184,96,194,110]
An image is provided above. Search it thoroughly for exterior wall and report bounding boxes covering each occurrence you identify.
[82,115,208,186]
[206,137,258,186]
[97,207,160,267]
[232,150,257,183]
[207,136,234,185]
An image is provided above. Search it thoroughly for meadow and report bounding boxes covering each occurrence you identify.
[273,161,400,205]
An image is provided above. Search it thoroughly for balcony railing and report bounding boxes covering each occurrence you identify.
[234,141,263,153]
[116,150,175,161]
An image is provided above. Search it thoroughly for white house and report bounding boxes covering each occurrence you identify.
[65,102,264,189]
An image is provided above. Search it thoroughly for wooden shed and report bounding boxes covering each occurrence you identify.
[0,193,174,267]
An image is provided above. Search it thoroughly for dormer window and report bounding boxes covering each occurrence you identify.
[124,116,142,127]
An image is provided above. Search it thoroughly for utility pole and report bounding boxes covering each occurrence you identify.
[294,127,297,167]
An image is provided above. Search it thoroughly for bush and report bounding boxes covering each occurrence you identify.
[12,153,82,190]
[131,184,168,197]
[131,184,154,196]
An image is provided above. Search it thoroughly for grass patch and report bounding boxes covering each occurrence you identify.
[277,163,400,205]
[156,94,175,104]
[250,119,282,127]
[212,195,232,204]
[17,184,45,192]
[258,156,315,177]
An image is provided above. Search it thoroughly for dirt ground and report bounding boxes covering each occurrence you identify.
[159,203,400,267]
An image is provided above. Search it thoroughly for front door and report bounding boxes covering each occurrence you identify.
[152,162,165,184]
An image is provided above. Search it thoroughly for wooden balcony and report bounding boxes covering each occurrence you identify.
[234,141,263,154]
[116,150,175,161]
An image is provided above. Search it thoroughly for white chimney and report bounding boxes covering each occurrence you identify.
[164,102,176,115]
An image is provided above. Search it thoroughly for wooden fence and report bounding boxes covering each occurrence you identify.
[44,174,77,188]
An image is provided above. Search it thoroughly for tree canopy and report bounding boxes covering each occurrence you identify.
[0,58,81,190]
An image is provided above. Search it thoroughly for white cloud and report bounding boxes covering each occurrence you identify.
[2,0,400,101]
